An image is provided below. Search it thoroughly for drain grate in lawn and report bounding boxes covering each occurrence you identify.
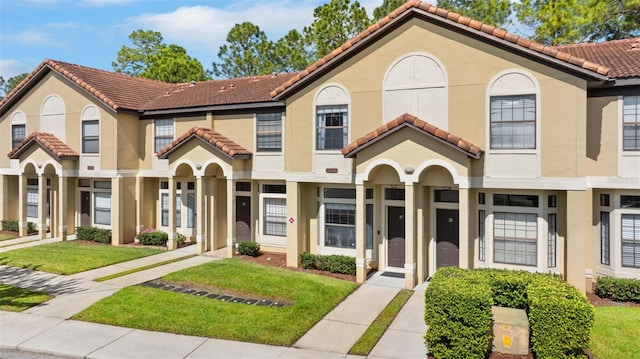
[138,280,290,307]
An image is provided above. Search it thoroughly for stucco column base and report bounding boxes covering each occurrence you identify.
[58,226,67,242]
[404,263,416,289]
[19,222,28,238]
[195,238,206,254]
[356,258,366,284]
[226,244,234,258]
[167,233,177,250]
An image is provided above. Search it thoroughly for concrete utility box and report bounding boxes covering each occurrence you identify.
[491,306,529,355]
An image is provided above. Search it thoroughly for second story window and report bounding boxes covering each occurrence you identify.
[316,105,348,150]
[490,95,536,149]
[154,119,174,153]
[256,112,282,152]
[82,120,99,153]
[11,124,26,149]
[623,95,640,151]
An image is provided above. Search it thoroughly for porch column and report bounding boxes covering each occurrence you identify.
[416,185,426,283]
[208,178,216,251]
[58,175,68,241]
[286,181,301,267]
[167,177,177,250]
[18,174,27,237]
[355,183,366,283]
[135,176,144,234]
[38,174,47,240]
[226,178,235,258]
[195,175,205,254]
[566,190,589,293]
[404,183,416,289]
[0,175,5,223]
[458,188,470,269]
[111,176,123,245]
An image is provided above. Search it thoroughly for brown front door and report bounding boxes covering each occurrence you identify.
[80,191,91,226]
[235,196,251,243]
[387,206,405,268]
[436,209,459,268]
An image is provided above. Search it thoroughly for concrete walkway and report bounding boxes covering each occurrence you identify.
[0,239,429,358]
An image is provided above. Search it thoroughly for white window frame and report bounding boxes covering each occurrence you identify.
[10,111,26,150]
[489,94,536,150]
[256,112,283,152]
[313,84,350,153]
[621,210,640,269]
[82,120,99,154]
[258,183,287,247]
[154,119,174,153]
[26,182,38,219]
[158,180,195,232]
[623,95,640,151]
[493,212,538,266]
[93,180,112,226]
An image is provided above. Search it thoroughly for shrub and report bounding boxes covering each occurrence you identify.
[2,219,19,232]
[424,272,493,359]
[135,228,168,246]
[2,220,37,233]
[528,278,594,359]
[595,276,640,303]
[237,241,260,257]
[177,233,186,246]
[299,253,356,275]
[75,226,111,244]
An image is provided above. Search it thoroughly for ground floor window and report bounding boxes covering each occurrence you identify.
[94,192,111,225]
[600,212,610,265]
[493,212,537,266]
[622,214,640,268]
[547,213,556,268]
[478,210,485,261]
[325,203,355,248]
[26,187,38,218]
[263,198,286,236]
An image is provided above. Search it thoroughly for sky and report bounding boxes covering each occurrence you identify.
[0,0,422,81]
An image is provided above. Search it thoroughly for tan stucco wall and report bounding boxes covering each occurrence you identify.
[166,139,234,171]
[284,18,588,178]
[212,114,255,152]
[116,114,141,170]
[586,96,618,176]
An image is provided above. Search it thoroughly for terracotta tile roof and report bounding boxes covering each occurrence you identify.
[8,132,79,160]
[554,37,640,79]
[0,59,175,112]
[342,113,483,159]
[271,0,610,98]
[142,73,297,111]
[157,126,251,159]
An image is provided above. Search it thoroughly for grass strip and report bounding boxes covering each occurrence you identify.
[0,234,17,241]
[0,284,53,312]
[74,259,358,346]
[349,289,413,355]
[590,306,640,359]
[0,241,164,274]
[95,254,197,282]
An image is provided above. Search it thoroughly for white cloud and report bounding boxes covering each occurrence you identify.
[1,29,67,48]
[79,0,133,7]
[0,59,34,79]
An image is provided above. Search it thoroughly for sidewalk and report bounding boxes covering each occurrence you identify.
[0,240,429,358]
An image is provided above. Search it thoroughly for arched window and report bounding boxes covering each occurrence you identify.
[487,71,539,150]
[384,53,448,129]
[81,106,100,154]
[314,84,350,150]
[10,111,26,150]
[40,95,66,142]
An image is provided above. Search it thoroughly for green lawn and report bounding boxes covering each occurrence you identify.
[0,241,164,274]
[0,233,17,241]
[590,306,640,359]
[74,259,358,346]
[0,284,53,311]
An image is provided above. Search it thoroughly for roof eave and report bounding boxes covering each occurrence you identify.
[157,135,249,160]
[142,101,286,117]
[343,122,482,159]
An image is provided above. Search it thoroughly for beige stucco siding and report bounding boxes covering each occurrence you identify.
[586,96,618,176]
[211,114,255,152]
[284,18,588,178]
[116,114,140,170]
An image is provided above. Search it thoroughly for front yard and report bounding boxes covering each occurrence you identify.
[73,258,358,346]
[0,241,164,274]
[0,284,52,311]
[590,306,640,359]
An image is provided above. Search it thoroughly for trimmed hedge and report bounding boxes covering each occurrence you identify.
[2,219,37,234]
[424,268,594,359]
[300,252,356,275]
[75,226,111,244]
[237,241,260,257]
[424,269,493,359]
[136,229,168,246]
[528,279,594,359]
[595,276,640,303]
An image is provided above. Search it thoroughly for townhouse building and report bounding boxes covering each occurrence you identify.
[1,1,639,292]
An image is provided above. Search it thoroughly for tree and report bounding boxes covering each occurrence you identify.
[112,30,165,76]
[437,0,513,28]
[588,0,640,41]
[0,73,28,98]
[373,0,406,21]
[303,0,372,59]
[272,29,314,73]
[212,22,276,78]
[141,44,210,83]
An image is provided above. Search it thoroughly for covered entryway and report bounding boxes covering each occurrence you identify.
[436,208,459,268]
[387,206,405,268]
